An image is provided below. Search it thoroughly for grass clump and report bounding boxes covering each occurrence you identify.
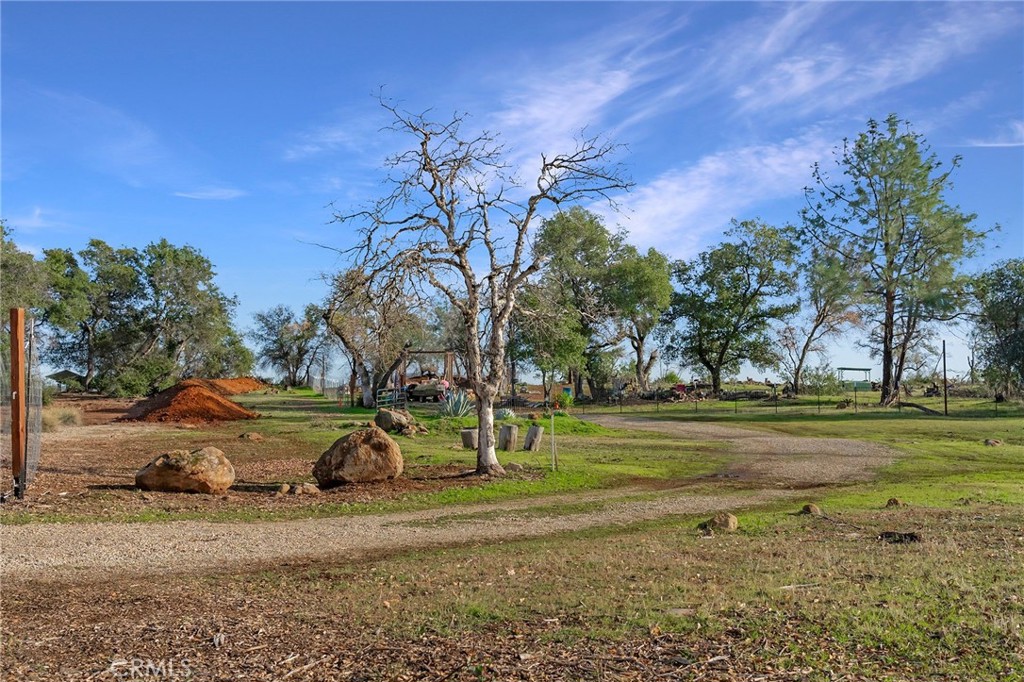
[41,406,83,432]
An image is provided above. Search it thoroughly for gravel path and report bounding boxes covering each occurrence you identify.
[585,414,896,485]
[1,416,898,581]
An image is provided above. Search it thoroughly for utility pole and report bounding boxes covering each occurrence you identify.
[942,339,948,417]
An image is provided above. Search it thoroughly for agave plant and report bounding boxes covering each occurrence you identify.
[495,407,517,420]
[438,389,475,418]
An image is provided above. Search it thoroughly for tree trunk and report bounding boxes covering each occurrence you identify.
[710,366,722,396]
[880,289,896,405]
[475,388,504,475]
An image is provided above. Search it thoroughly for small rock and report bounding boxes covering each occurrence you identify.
[302,483,321,495]
[699,512,738,533]
[141,493,154,502]
[239,432,265,442]
[886,497,906,508]
[505,462,525,472]
[800,503,823,516]
[984,439,1003,447]
[277,484,291,495]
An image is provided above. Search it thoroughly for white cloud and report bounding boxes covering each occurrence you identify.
[4,206,74,234]
[485,12,692,171]
[173,186,247,200]
[595,130,833,259]
[732,3,1022,116]
[965,120,1024,148]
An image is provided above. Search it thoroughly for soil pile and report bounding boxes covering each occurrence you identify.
[205,377,266,395]
[122,378,260,424]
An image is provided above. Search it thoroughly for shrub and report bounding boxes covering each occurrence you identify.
[552,392,575,409]
[41,407,83,432]
[495,407,517,420]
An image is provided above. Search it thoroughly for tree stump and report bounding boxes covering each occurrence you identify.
[523,425,544,451]
[498,424,519,451]
[460,428,479,450]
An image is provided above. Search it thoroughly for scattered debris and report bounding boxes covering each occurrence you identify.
[984,439,1003,447]
[886,497,907,508]
[878,531,922,544]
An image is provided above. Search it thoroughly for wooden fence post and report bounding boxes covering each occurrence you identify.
[10,308,26,497]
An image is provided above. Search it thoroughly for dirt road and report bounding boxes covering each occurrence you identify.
[0,417,898,581]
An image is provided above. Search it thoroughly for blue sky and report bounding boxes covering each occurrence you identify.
[3,1,1022,381]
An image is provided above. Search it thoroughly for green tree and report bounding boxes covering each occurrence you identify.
[513,283,587,403]
[777,235,861,393]
[250,304,327,387]
[664,220,799,395]
[606,246,673,391]
[973,259,1024,397]
[43,238,247,394]
[802,115,986,405]
[534,207,625,400]
[43,240,144,390]
[0,221,50,321]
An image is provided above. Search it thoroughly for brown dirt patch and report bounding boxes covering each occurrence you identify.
[50,394,139,426]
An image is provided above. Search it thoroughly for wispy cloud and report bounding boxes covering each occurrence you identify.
[965,120,1024,148]
[594,129,833,259]
[4,206,75,234]
[485,11,692,170]
[732,3,1021,116]
[173,186,247,200]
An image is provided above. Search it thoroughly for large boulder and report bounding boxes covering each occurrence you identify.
[313,427,403,487]
[374,408,414,433]
[135,446,235,494]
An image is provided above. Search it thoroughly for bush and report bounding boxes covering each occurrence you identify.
[41,407,83,432]
[495,407,517,420]
[552,392,575,409]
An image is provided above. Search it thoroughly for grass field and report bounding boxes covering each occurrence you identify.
[2,389,1022,680]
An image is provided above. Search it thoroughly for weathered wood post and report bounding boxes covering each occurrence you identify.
[10,308,26,498]
[523,425,544,452]
[498,424,518,451]
[460,428,479,450]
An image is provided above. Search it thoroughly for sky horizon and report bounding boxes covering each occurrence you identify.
[3,1,1022,384]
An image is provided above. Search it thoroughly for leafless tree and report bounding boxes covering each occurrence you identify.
[333,100,630,475]
[323,268,425,407]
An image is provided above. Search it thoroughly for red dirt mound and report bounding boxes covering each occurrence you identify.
[122,380,260,424]
[206,377,266,395]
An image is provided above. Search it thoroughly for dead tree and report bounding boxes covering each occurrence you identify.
[333,99,630,475]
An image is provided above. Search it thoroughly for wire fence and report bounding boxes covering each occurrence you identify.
[572,392,1018,419]
[1,316,44,499]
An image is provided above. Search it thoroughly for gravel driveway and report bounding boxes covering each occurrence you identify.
[1,416,898,581]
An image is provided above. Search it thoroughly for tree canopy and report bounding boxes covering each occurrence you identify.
[664,220,799,394]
